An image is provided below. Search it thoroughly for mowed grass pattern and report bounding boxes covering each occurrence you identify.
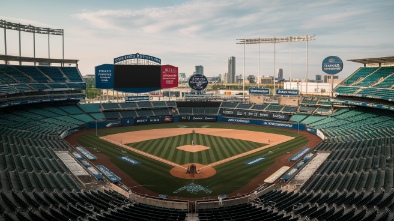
[129,133,265,165]
[77,123,309,197]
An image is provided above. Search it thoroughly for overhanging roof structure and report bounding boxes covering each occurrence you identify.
[0,55,78,65]
[348,56,394,65]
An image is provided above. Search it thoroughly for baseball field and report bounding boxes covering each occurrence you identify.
[68,122,319,199]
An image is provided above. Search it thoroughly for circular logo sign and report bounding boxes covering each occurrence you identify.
[322,56,343,75]
[188,74,208,91]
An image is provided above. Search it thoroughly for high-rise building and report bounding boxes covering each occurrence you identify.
[324,75,338,83]
[195,65,204,75]
[223,73,228,84]
[227,56,236,83]
[277,68,283,81]
[316,74,322,82]
[247,75,256,84]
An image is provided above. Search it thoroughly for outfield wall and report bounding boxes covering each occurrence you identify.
[217,116,306,131]
[85,115,308,133]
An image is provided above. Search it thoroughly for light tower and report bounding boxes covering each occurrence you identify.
[236,35,315,96]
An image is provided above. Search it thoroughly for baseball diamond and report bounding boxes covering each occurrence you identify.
[73,122,312,198]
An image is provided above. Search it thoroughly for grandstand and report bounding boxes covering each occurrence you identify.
[335,57,394,101]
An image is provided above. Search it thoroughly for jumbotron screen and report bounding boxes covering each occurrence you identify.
[114,65,162,88]
[95,63,178,92]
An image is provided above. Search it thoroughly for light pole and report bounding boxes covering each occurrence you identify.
[258,38,261,88]
[236,35,315,95]
[243,38,246,103]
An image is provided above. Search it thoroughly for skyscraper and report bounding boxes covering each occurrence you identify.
[277,68,284,81]
[195,65,204,75]
[227,56,236,83]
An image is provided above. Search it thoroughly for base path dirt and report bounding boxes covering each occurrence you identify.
[65,126,322,199]
[101,128,294,178]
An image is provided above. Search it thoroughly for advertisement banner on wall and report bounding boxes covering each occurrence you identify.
[149,117,162,124]
[125,96,150,102]
[179,115,217,122]
[276,89,299,96]
[249,88,270,95]
[95,64,114,89]
[163,116,174,123]
[222,110,290,121]
[135,117,149,125]
[180,115,193,122]
[121,118,135,126]
[218,116,306,130]
[306,127,317,135]
[161,65,178,89]
[192,116,205,121]
[86,120,121,129]
[204,116,217,122]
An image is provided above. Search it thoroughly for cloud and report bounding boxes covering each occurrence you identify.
[71,0,263,36]
[67,0,394,77]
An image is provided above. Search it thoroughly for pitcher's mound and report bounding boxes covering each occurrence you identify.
[177,145,210,153]
[170,163,216,179]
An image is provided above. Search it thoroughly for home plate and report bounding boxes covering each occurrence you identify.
[177,145,210,153]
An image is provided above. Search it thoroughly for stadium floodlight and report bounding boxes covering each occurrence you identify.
[236,35,315,95]
[0,19,65,65]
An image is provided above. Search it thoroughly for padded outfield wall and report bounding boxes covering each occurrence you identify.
[86,114,306,131]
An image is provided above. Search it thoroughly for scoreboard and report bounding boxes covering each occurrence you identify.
[95,64,178,93]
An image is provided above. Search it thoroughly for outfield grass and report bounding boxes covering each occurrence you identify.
[77,122,308,198]
[129,133,265,165]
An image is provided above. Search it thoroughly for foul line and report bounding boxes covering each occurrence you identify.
[100,137,187,169]
[101,136,294,171]
[199,138,293,170]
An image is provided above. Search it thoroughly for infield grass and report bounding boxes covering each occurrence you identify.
[77,122,308,198]
[129,133,265,165]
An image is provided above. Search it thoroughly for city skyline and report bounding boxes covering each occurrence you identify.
[0,0,393,80]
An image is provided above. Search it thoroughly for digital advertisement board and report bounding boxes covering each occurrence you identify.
[95,63,178,93]
[161,65,178,89]
[114,65,161,89]
[276,89,299,96]
[95,64,114,89]
[249,88,270,95]
[221,109,290,121]
[125,96,150,102]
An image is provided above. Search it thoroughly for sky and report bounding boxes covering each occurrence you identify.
[0,0,393,80]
